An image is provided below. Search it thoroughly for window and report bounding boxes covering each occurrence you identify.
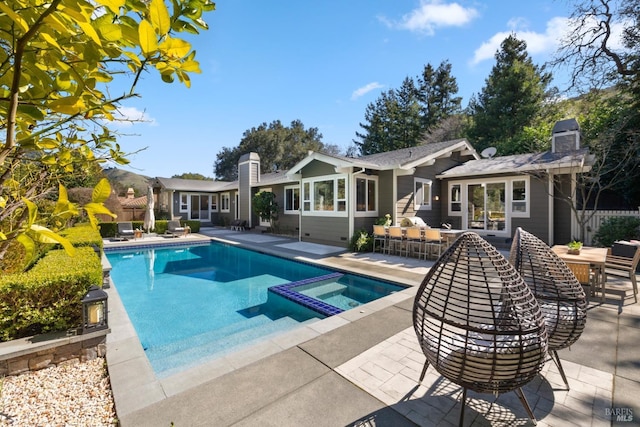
[356,177,377,213]
[210,194,218,211]
[450,184,461,212]
[180,194,188,212]
[511,179,528,216]
[301,175,347,216]
[220,193,230,212]
[303,182,311,211]
[414,178,432,210]
[284,186,300,213]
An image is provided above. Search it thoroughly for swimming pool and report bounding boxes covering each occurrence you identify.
[106,241,405,377]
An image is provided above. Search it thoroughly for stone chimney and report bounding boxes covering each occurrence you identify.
[552,118,581,153]
[127,188,135,199]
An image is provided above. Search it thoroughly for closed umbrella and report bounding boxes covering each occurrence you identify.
[144,186,155,234]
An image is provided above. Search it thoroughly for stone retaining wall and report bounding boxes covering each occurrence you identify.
[0,329,109,376]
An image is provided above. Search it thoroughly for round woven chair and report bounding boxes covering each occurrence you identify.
[413,232,548,426]
[509,227,588,389]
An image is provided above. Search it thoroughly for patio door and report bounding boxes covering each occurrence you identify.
[190,194,210,222]
[467,183,506,232]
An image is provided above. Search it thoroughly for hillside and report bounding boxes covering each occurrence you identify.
[103,168,150,198]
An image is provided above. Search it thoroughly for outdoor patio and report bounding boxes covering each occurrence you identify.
[105,227,640,426]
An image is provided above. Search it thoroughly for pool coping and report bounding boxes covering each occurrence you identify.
[104,233,420,418]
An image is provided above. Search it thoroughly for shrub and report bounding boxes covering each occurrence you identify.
[0,246,102,341]
[592,216,640,248]
[59,223,103,250]
[349,230,372,252]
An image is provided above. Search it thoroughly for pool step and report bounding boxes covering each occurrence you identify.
[301,282,347,299]
[149,315,301,377]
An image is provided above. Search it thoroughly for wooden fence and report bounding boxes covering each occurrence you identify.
[571,209,640,245]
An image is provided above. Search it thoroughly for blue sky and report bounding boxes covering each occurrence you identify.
[112,0,580,179]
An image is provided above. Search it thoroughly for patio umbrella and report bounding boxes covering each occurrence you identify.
[143,185,155,233]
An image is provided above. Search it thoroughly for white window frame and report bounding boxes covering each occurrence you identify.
[220,192,230,212]
[210,194,218,212]
[446,176,530,233]
[284,185,300,214]
[414,178,432,211]
[179,193,188,212]
[510,178,529,217]
[355,176,378,216]
[449,183,462,214]
[301,174,348,217]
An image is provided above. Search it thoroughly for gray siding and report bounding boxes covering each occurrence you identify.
[511,178,551,244]
[304,160,336,178]
[253,184,300,235]
[377,170,394,219]
[553,175,573,245]
[300,216,349,247]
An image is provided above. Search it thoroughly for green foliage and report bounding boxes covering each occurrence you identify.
[356,61,462,156]
[0,0,214,269]
[59,224,103,249]
[252,191,278,229]
[172,173,212,180]
[466,35,553,154]
[592,217,640,248]
[215,120,336,181]
[375,214,392,226]
[0,246,102,341]
[349,230,372,252]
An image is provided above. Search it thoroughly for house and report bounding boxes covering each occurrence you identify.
[151,119,593,248]
[117,188,148,221]
[438,122,592,246]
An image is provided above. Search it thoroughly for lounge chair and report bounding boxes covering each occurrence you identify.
[166,220,186,237]
[116,222,135,240]
[231,220,247,231]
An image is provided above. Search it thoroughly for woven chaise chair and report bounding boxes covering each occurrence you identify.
[413,232,548,426]
[509,227,588,390]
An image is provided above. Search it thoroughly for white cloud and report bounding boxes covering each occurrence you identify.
[111,106,156,127]
[380,0,478,35]
[351,82,384,100]
[470,17,568,65]
[471,14,629,66]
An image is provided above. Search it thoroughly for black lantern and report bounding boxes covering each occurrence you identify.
[82,286,108,333]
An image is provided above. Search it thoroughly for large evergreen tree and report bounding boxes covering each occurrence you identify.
[355,61,462,155]
[214,120,337,180]
[466,35,553,155]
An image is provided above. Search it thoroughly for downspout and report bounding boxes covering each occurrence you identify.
[548,172,554,245]
[350,168,366,241]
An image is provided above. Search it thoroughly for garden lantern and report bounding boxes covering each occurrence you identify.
[82,286,108,333]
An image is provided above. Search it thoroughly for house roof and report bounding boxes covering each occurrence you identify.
[437,148,594,178]
[152,177,231,192]
[255,171,297,187]
[286,139,478,178]
[119,195,147,209]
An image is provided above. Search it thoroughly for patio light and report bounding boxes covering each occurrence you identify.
[81,285,108,333]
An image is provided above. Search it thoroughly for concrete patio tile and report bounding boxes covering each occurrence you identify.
[231,372,418,427]
[306,313,350,334]
[268,324,320,349]
[159,356,234,397]
[360,360,395,382]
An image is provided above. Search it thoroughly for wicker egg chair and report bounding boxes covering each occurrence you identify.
[413,232,548,426]
[509,227,588,390]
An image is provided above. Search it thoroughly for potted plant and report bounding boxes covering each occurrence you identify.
[567,240,583,255]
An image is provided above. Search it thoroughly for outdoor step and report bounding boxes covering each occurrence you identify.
[149,315,300,376]
[300,282,348,299]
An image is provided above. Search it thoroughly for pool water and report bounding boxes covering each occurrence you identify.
[106,242,404,377]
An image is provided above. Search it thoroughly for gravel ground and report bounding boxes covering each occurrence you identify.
[0,357,116,426]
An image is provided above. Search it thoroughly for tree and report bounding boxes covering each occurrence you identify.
[172,173,211,180]
[252,191,278,231]
[550,0,640,210]
[466,35,553,154]
[355,61,462,156]
[214,120,334,180]
[0,0,215,267]
[418,60,462,131]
